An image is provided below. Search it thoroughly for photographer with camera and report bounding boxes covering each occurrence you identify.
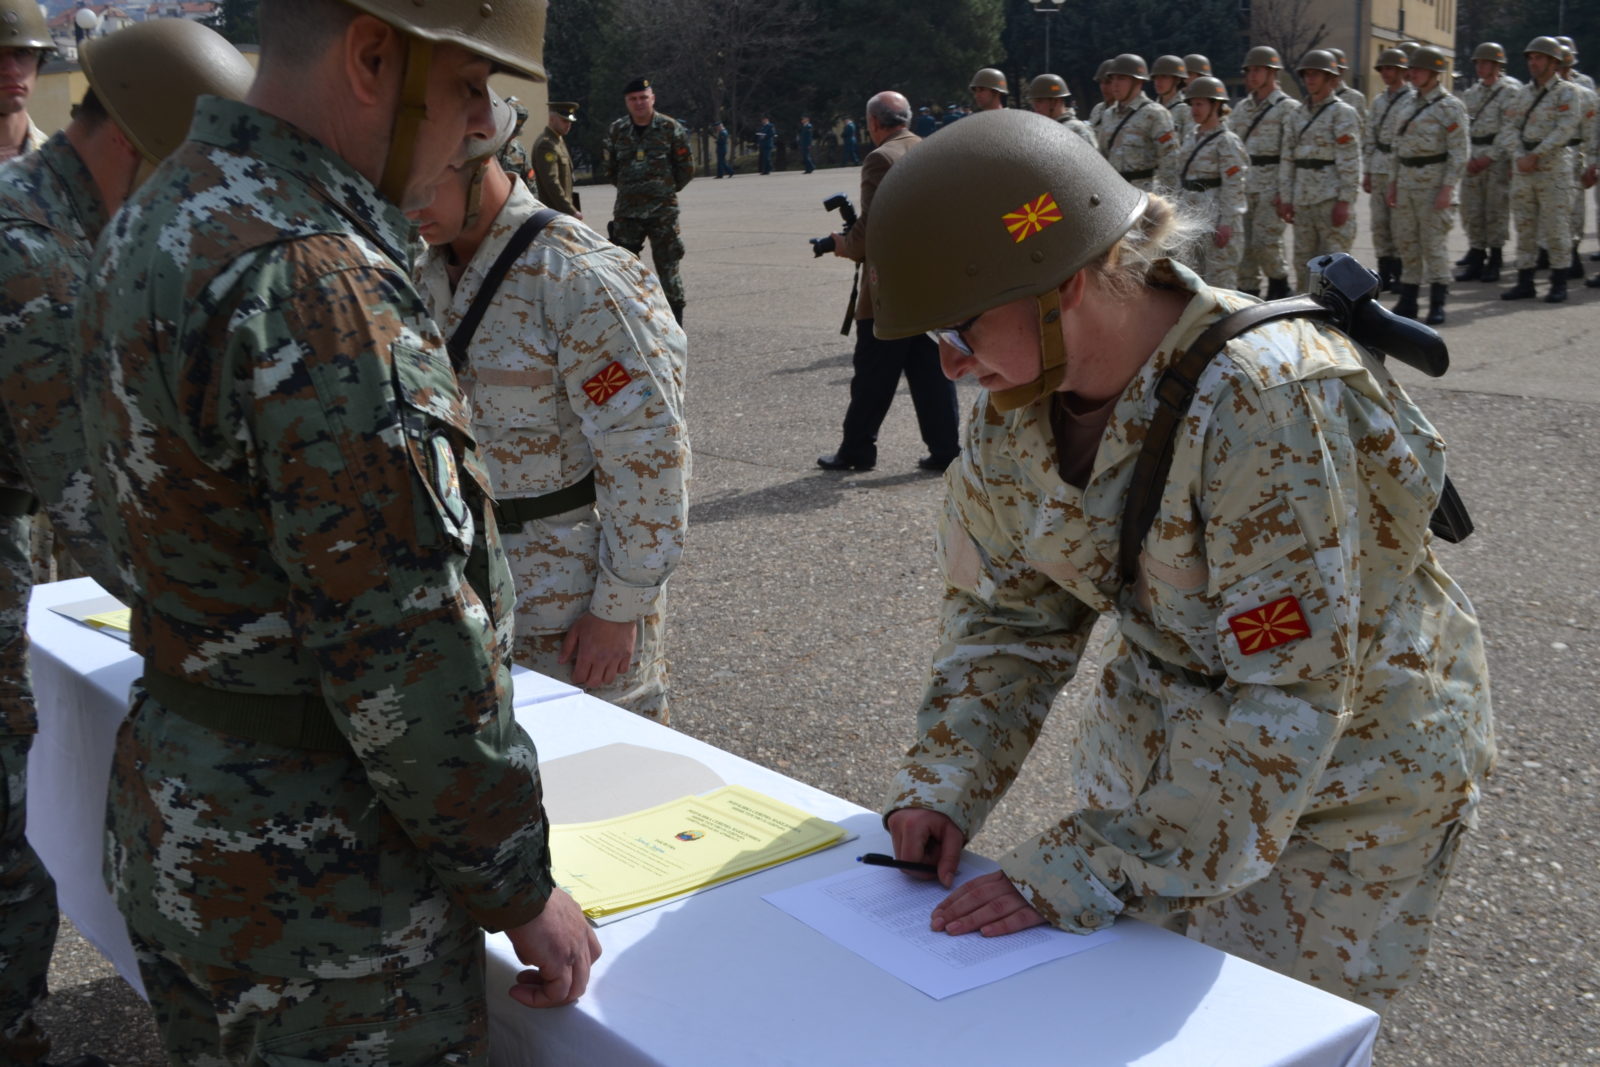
[817,91,959,473]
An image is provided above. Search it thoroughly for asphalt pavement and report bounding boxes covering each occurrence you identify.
[40,162,1600,1065]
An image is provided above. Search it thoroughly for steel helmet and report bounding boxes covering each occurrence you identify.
[868,110,1146,408]
[1558,44,1576,68]
[1410,45,1450,75]
[1184,53,1213,77]
[1398,40,1421,58]
[1328,46,1349,71]
[1151,55,1188,80]
[464,89,518,164]
[1241,45,1284,71]
[0,0,51,51]
[1028,73,1071,100]
[1555,35,1577,55]
[79,20,255,165]
[1182,75,1228,103]
[1375,47,1409,70]
[338,0,547,81]
[1471,42,1507,65]
[970,67,1010,94]
[1094,59,1113,82]
[1525,36,1565,61]
[1106,53,1150,80]
[1297,49,1341,76]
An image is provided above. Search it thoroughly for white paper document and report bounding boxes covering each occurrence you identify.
[765,859,1120,999]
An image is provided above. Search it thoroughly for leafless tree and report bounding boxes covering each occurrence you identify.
[1251,0,1329,94]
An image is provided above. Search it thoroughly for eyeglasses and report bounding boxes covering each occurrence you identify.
[925,314,981,356]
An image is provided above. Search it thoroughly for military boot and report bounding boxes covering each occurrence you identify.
[1265,277,1291,300]
[1424,283,1448,325]
[1479,247,1502,283]
[1568,246,1585,279]
[1544,267,1568,303]
[1536,246,1550,271]
[1382,256,1403,292]
[668,300,685,325]
[1585,270,1600,287]
[1392,283,1421,319]
[1453,248,1475,266]
[1454,248,1485,283]
[1501,268,1538,299]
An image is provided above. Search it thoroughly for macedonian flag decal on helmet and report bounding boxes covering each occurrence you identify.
[1003,192,1063,244]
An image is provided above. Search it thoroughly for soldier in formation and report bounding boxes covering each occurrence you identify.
[1174,76,1248,288]
[0,22,256,1067]
[605,76,695,324]
[0,0,46,164]
[797,115,815,173]
[1151,55,1193,145]
[757,114,776,172]
[1329,48,1369,123]
[868,110,1492,1013]
[970,68,1008,112]
[1097,53,1177,192]
[1558,45,1596,281]
[497,95,532,182]
[1457,42,1523,284]
[1386,45,1470,325]
[1365,48,1415,292]
[1499,36,1582,303]
[1557,36,1595,91]
[1230,45,1300,298]
[1280,49,1363,294]
[1027,73,1095,147]
[1184,53,1213,79]
[79,0,602,1056]
[530,99,581,218]
[412,92,690,724]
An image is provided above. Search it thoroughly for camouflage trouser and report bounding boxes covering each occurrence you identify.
[1571,154,1588,250]
[1368,179,1396,257]
[0,513,34,736]
[0,733,57,1066]
[502,504,670,722]
[1392,178,1456,285]
[132,930,488,1066]
[1461,157,1512,248]
[1184,827,1464,1012]
[1512,163,1573,268]
[1291,199,1357,293]
[1179,199,1243,289]
[611,214,686,309]
[1238,191,1289,287]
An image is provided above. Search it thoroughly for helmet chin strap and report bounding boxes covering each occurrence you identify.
[378,35,434,206]
[462,157,492,229]
[989,289,1067,412]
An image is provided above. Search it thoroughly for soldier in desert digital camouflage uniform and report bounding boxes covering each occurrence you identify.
[78,0,600,1059]
[1230,46,1300,297]
[1386,45,1469,325]
[0,21,255,1067]
[1027,73,1095,148]
[866,110,1493,1012]
[1151,55,1193,146]
[1457,42,1523,284]
[1328,47,1368,124]
[1498,36,1582,303]
[1558,45,1596,280]
[1098,54,1177,192]
[1280,50,1362,292]
[605,76,695,323]
[1364,48,1414,291]
[412,92,689,723]
[1174,77,1248,288]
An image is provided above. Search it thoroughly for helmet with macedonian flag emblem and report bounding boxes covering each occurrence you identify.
[867,109,1145,408]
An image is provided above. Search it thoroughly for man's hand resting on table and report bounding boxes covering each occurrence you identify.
[559,612,637,688]
[505,887,602,1008]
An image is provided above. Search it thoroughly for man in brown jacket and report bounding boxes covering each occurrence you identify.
[818,90,959,472]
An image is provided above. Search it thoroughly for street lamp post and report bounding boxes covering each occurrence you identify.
[1028,0,1066,74]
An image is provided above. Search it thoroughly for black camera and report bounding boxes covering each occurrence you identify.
[809,193,858,257]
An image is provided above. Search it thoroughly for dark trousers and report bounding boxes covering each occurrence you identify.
[716,150,734,177]
[759,145,773,174]
[843,140,860,164]
[836,320,959,465]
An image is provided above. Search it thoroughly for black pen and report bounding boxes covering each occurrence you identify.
[857,852,939,874]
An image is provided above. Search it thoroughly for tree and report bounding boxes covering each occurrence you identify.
[814,0,1006,117]
[215,0,258,45]
[1250,0,1327,94]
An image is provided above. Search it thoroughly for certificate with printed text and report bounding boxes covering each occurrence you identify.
[550,785,847,918]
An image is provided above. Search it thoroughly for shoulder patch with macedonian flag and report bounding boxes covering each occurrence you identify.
[1228,594,1309,654]
[1003,193,1063,244]
[583,361,634,405]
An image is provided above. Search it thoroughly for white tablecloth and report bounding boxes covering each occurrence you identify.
[28,577,1378,1067]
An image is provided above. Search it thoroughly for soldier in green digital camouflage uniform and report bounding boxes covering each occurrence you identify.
[605,76,695,324]
[79,0,600,1059]
[868,110,1492,1012]
[496,93,532,184]
[1280,50,1363,292]
[0,21,256,1067]
[1457,42,1523,284]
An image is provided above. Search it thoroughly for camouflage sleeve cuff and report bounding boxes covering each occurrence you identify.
[883,757,986,843]
[1000,836,1125,934]
[590,564,665,622]
[443,857,556,933]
